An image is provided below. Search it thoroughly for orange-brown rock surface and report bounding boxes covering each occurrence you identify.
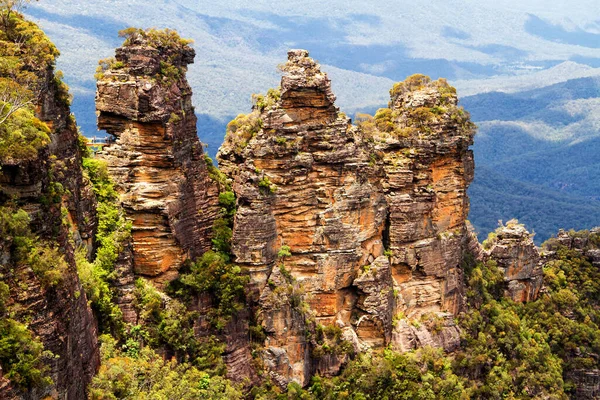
[96,31,220,285]
[217,50,476,385]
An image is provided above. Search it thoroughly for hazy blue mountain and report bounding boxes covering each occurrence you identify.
[23,0,600,241]
[464,77,600,242]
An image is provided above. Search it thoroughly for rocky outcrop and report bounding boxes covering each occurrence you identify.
[217,50,476,385]
[482,220,543,302]
[0,14,99,399]
[96,30,220,286]
[566,369,600,400]
[546,227,600,267]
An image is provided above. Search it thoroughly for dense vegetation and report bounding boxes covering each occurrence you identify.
[77,156,130,337]
[0,0,57,165]
[79,153,244,397]
[0,206,56,389]
[89,335,242,400]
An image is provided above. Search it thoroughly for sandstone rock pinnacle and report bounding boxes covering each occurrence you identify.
[96,29,220,285]
[217,50,476,386]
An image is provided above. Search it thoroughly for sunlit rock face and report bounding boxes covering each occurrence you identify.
[482,220,543,302]
[96,31,220,286]
[218,50,476,386]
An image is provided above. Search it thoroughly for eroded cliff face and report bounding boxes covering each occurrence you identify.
[96,32,220,286]
[217,50,476,385]
[0,14,99,399]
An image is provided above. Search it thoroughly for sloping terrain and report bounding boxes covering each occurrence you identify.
[465,77,600,242]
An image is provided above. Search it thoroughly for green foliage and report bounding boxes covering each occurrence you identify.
[204,153,231,190]
[0,8,64,165]
[212,190,236,253]
[77,158,130,337]
[175,251,248,331]
[274,347,469,400]
[258,174,277,193]
[454,252,571,399]
[132,278,227,374]
[112,27,193,84]
[0,205,68,286]
[252,87,281,112]
[94,57,121,80]
[0,6,58,73]
[88,335,242,400]
[390,74,432,99]
[0,82,50,164]
[277,245,291,259]
[0,206,55,388]
[118,27,193,48]
[312,324,354,359]
[0,317,53,389]
[77,131,91,158]
[523,245,600,375]
[224,112,262,153]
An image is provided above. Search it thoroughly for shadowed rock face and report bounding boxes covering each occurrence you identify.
[218,50,476,385]
[0,37,98,400]
[96,32,220,286]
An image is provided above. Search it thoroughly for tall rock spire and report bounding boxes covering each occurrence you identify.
[217,51,476,386]
[96,29,220,285]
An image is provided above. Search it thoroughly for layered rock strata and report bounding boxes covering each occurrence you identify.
[217,50,476,385]
[96,31,220,285]
[482,220,543,302]
[0,17,99,399]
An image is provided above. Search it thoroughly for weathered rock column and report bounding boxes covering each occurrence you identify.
[374,76,476,350]
[96,30,220,285]
[218,51,477,385]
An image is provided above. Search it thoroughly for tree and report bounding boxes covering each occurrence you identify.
[0,0,37,31]
[0,77,33,124]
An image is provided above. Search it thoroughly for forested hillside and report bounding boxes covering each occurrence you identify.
[465,77,600,242]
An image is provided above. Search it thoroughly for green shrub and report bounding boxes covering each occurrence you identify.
[176,251,248,330]
[89,335,241,400]
[0,318,53,389]
[76,158,130,337]
[211,190,236,253]
[258,175,277,193]
[0,104,50,164]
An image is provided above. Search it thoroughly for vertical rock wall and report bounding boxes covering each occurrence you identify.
[0,21,99,399]
[96,32,220,286]
[217,50,476,385]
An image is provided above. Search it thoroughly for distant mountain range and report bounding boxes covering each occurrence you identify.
[464,76,600,242]
[25,0,600,242]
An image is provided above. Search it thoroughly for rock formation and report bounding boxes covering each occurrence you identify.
[547,227,600,267]
[481,220,543,302]
[96,30,220,286]
[0,15,98,399]
[217,50,476,385]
